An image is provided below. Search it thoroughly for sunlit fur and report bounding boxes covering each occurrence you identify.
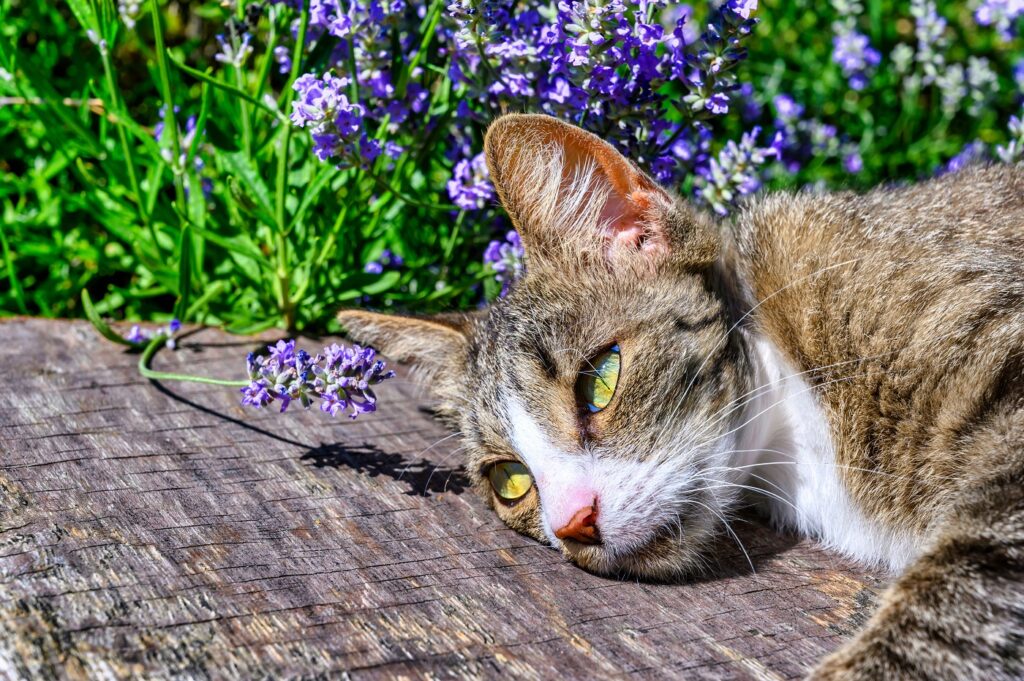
[341,115,1024,680]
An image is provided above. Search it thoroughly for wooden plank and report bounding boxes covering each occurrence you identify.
[0,319,886,680]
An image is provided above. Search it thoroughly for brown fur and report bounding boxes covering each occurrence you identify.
[339,115,1024,679]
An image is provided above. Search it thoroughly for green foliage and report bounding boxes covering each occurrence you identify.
[0,0,1020,332]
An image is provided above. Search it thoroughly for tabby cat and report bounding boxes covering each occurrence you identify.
[339,114,1024,680]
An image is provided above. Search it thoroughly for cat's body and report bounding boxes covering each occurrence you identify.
[340,116,1024,679]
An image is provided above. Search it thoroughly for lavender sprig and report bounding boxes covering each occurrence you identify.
[242,340,396,419]
[126,318,182,348]
[483,230,525,296]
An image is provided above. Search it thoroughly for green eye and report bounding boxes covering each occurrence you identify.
[576,344,621,413]
[488,462,533,502]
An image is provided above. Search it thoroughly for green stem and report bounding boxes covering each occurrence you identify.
[253,7,279,108]
[272,7,309,331]
[138,336,248,387]
[233,64,253,157]
[99,47,148,230]
[275,230,295,331]
[150,0,186,211]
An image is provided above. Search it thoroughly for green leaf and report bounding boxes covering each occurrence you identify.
[186,223,271,268]
[0,220,26,314]
[66,0,98,35]
[332,271,402,302]
[167,55,289,123]
[81,289,138,347]
[220,150,277,228]
[173,225,192,321]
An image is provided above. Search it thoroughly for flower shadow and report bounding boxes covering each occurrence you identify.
[301,442,471,498]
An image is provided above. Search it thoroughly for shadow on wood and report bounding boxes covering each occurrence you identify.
[301,441,471,498]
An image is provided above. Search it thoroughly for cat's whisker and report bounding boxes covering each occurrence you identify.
[422,446,467,494]
[702,456,962,483]
[691,476,801,516]
[398,431,462,482]
[684,496,757,577]
[673,259,862,418]
[660,326,965,449]
[690,373,860,452]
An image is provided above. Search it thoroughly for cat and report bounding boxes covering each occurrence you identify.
[338,114,1024,680]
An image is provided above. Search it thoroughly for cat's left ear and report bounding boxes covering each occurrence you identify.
[484,113,718,270]
[337,309,474,411]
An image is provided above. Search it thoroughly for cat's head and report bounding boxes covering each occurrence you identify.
[340,114,752,580]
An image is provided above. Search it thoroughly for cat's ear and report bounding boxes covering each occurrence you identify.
[337,309,474,409]
[484,113,718,270]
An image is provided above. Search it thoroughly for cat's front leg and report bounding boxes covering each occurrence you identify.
[807,463,1024,681]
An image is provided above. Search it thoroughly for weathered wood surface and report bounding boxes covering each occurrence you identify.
[0,318,886,680]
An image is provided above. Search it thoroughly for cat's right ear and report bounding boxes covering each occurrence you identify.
[337,309,473,408]
[484,113,719,271]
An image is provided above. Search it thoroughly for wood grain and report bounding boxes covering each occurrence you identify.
[0,319,886,680]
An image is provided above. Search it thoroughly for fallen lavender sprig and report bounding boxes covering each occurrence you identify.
[126,318,182,348]
[241,339,395,419]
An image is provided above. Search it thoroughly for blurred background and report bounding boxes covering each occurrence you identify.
[1,0,1021,335]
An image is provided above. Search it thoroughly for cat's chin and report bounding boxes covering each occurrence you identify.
[557,525,713,583]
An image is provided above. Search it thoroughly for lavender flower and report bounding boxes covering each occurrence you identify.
[832,28,880,90]
[483,230,525,296]
[124,319,182,348]
[364,249,404,274]
[154,107,211,199]
[975,0,1024,40]
[290,72,368,164]
[118,0,142,29]
[843,151,863,174]
[215,32,254,68]
[908,0,947,85]
[996,112,1024,163]
[694,127,779,216]
[937,140,988,175]
[447,153,494,210]
[241,340,395,419]
[273,45,293,74]
[445,0,759,189]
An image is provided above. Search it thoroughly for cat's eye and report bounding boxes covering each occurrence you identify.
[488,461,533,502]
[576,344,621,413]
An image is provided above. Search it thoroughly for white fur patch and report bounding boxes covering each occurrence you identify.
[504,394,697,556]
[742,336,920,571]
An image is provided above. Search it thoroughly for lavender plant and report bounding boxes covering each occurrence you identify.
[4,0,1024,328]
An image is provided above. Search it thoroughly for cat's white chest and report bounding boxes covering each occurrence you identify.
[738,336,919,571]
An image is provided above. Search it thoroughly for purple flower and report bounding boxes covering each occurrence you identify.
[483,230,525,296]
[242,340,395,418]
[843,152,864,174]
[241,380,273,408]
[694,127,778,216]
[214,32,253,68]
[124,318,183,346]
[773,94,804,122]
[447,153,495,211]
[832,29,880,89]
[707,92,730,114]
[273,45,293,74]
[975,0,1024,39]
[937,140,988,175]
[726,0,758,20]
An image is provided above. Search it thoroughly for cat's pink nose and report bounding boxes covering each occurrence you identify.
[554,500,600,545]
